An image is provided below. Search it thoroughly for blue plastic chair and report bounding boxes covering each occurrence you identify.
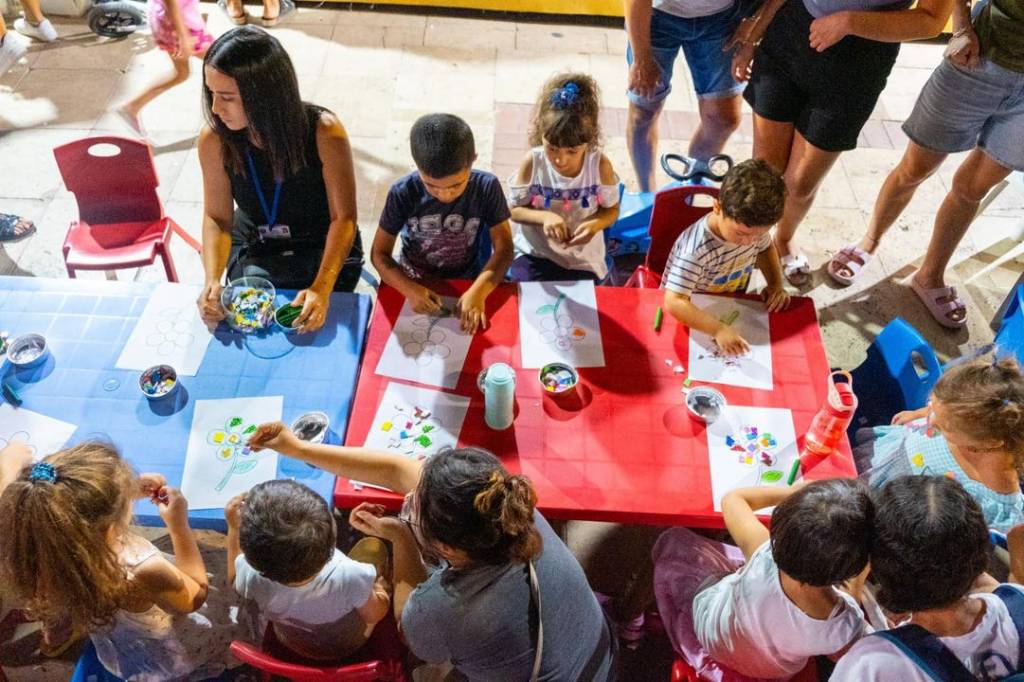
[848,318,942,437]
[995,284,1024,363]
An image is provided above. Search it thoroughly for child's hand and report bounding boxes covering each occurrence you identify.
[138,473,168,501]
[715,326,750,356]
[891,410,921,426]
[156,486,190,530]
[224,492,246,530]
[174,28,195,59]
[248,421,302,456]
[542,213,571,244]
[1,441,34,475]
[350,502,405,541]
[567,219,603,247]
[456,288,487,334]
[762,285,791,313]
[409,285,444,315]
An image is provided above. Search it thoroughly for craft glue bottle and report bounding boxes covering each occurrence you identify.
[802,371,857,459]
[483,362,516,430]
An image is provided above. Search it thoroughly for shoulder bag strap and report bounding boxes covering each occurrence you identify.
[874,625,975,682]
[528,560,543,682]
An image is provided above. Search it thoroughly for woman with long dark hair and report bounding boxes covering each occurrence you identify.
[248,423,616,681]
[195,26,363,333]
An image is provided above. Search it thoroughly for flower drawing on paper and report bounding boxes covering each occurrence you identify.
[146,308,196,356]
[379,405,442,459]
[536,293,586,351]
[0,431,35,458]
[403,310,454,367]
[724,425,784,484]
[208,416,259,491]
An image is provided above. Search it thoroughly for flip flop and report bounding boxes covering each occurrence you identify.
[261,0,294,27]
[909,278,967,329]
[217,0,247,24]
[780,252,811,287]
[0,213,36,243]
[827,244,873,286]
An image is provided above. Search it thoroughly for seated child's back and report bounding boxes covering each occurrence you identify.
[228,480,389,660]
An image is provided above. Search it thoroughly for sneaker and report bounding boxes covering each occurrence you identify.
[14,17,58,42]
[0,32,28,77]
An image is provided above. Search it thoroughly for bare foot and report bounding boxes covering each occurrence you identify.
[115,105,146,138]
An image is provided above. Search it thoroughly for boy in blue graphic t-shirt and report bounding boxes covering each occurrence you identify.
[661,159,790,356]
[371,113,513,334]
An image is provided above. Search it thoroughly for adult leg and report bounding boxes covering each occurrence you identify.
[689,95,743,163]
[19,0,45,23]
[831,141,948,281]
[773,131,841,275]
[627,101,666,193]
[0,15,28,78]
[910,148,1012,325]
[751,113,795,175]
[14,0,57,42]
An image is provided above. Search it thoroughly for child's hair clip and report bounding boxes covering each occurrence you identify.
[28,462,57,483]
[549,82,580,110]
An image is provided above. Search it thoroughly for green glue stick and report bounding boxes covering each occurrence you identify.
[654,307,664,332]
[786,457,802,485]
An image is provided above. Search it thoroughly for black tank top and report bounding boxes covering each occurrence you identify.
[228,104,363,266]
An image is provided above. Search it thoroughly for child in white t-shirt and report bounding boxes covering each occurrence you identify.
[833,475,1024,681]
[653,480,873,680]
[226,480,391,660]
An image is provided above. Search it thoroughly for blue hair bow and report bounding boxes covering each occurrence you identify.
[550,82,579,109]
[28,462,56,483]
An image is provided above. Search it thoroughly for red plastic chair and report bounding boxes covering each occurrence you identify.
[670,656,819,681]
[52,136,201,281]
[230,617,407,682]
[624,185,719,289]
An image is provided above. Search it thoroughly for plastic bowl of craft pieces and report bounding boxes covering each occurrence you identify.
[6,333,48,368]
[139,364,178,400]
[539,362,579,398]
[685,386,726,424]
[221,277,276,333]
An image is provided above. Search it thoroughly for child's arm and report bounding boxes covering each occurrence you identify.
[356,574,392,625]
[350,503,427,622]
[891,405,931,425]
[1008,524,1024,584]
[135,487,209,614]
[508,152,572,244]
[756,242,791,312]
[370,228,444,315]
[456,220,512,334]
[160,0,194,58]
[0,442,33,495]
[224,492,245,586]
[567,155,621,247]
[664,290,750,356]
[248,422,423,494]
[196,126,234,324]
[721,486,797,560]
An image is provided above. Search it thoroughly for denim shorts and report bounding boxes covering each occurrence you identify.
[903,57,1024,172]
[626,4,745,107]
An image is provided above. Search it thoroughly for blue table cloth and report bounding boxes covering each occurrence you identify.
[0,276,371,530]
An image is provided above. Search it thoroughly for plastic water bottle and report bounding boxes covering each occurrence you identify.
[483,362,516,430]
[802,371,858,458]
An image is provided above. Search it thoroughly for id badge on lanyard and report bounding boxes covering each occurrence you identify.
[245,150,290,241]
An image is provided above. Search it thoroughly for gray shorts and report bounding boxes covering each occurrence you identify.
[903,56,1024,172]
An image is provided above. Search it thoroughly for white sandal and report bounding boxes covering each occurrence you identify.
[909,278,967,329]
[781,252,811,286]
[827,244,874,286]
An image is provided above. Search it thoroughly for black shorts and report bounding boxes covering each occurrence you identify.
[743,0,900,152]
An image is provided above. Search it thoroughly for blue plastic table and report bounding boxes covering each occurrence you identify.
[0,276,370,530]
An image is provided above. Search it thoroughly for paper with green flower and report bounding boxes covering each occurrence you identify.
[181,396,283,509]
[518,281,605,369]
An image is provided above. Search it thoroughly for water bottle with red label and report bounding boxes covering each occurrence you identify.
[802,371,858,458]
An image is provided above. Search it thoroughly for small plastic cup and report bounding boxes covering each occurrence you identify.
[6,333,48,368]
[538,362,579,398]
[221,277,276,334]
[685,387,726,424]
[275,302,303,334]
[291,412,330,444]
[139,364,178,400]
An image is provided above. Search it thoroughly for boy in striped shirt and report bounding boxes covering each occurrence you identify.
[662,159,789,355]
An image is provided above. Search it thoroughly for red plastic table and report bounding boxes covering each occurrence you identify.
[336,282,855,528]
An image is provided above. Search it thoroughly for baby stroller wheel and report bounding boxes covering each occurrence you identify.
[87,0,146,37]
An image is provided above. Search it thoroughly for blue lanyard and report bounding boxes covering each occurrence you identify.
[244,150,282,230]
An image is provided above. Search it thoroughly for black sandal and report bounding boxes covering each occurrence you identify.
[0,213,36,243]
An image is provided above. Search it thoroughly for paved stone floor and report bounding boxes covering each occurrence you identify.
[1,4,1023,678]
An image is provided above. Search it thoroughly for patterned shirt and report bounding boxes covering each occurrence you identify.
[661,215,771,297]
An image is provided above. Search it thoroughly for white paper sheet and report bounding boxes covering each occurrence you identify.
[687,295,773,390]
[706,405,798,511]
[116,283,213,377]
[375,298,474,389]
[180,396,283,509]
[363,383,470,460]
[517,281,605,369]
[0,404,78,461]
